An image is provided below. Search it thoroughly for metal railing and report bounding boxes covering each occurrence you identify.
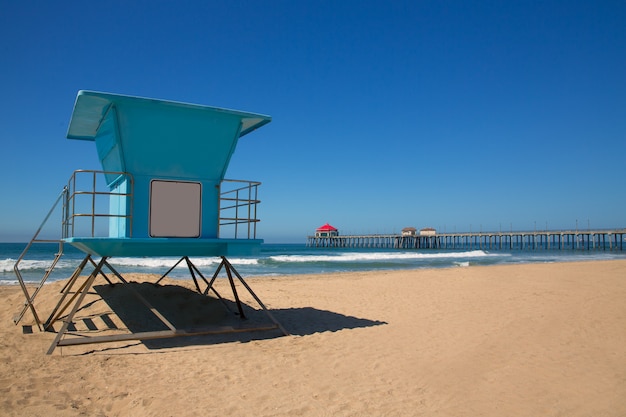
[63,172,259,239]
[219,179,261,239]
[12,187,68,327]
[63,170,134,238]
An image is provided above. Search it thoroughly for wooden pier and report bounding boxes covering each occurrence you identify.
[306,229,626,251]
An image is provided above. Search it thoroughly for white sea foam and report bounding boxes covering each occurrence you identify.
[0,259,16,273]
[269,250,506,263]
[0,259,94,273]
[106,256,259,269]
[3,256,259,273]
[1,258,84,272]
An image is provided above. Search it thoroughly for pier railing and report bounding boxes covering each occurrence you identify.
[307,229,626,251]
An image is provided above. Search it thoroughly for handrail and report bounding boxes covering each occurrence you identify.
[219,179,261,239]
[13,187,68,327]
[63,170,134,238]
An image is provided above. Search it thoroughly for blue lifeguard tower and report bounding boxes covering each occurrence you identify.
[14,91,287,354]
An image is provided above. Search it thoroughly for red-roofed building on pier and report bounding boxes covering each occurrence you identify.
[315,223,339,237]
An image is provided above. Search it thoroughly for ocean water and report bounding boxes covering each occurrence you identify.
[2,242,625,285]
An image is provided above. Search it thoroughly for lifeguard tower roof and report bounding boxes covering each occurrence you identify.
[67,90,270,183]
[62,90,271,257]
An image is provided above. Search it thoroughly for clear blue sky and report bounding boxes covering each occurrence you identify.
[1,0,625,243]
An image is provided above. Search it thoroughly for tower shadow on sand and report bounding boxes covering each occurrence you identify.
[65,282,389,352]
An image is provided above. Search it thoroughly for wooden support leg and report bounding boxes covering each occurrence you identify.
[186,258,212,288]
[154,257,186,285]
[220,257,289,336]
[58,255,91,294]
[46,257,108,355]
[184,256,203,294]
[202,259,225,296]
[44,255,92,331]
[100,259,128,284]
[223,260,247,319]
[184,259,231,312]
[87,257,115,286]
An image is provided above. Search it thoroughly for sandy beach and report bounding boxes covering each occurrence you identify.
[1,259,625,416]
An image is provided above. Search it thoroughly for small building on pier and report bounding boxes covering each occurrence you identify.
[402,227,417,236]
[315,223,339,237]
[420,227,436,237]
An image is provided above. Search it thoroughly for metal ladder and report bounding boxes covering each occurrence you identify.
[13,187,68,329]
